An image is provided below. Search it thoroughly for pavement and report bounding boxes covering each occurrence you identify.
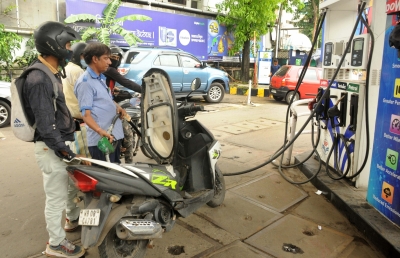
[0,93,396,258]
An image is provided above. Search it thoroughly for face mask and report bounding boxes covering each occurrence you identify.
[80,59,88,68]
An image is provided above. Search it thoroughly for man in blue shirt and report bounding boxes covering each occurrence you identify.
[75,43,126,163]
[270,58,281,77]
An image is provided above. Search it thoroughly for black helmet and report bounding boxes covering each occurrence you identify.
[389,23,400,57]
[70,42,87,67]
[109,44,123,68]
[34,21,81,61]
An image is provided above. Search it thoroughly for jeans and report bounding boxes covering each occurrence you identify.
[34,141,80,246]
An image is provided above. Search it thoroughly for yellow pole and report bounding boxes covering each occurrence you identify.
[253,31,258,88]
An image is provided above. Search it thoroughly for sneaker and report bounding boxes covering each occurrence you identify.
[64,218,79,232]
[45,238,85,257]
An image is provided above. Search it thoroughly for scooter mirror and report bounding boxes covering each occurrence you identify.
[191,78,201,91]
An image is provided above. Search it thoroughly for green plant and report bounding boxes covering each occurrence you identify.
[292,0,321,45]
[13,36,38,68]
[0,23,22,81]
[64,0,151,46]
[216,0,281,82]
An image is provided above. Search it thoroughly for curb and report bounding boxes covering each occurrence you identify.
[229,87,270,98]
[296,152,400,258]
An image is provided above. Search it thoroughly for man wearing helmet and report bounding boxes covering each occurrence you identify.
[23,21,88,257]
[103,45,142,164]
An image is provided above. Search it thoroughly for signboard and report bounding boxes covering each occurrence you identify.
[367,13,400,227]
[258,51,272,84]
[386,0,400,14]
[66,0,262,62]
[66,0,208,60]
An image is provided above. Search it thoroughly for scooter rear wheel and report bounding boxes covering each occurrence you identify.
[207,164,226,208]
[99,225,148,258]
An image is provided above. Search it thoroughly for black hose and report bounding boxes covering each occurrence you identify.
[325,133,351,180]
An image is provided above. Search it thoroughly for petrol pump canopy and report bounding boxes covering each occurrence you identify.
[284,33,312,52]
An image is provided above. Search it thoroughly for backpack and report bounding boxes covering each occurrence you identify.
[11,63,59,141]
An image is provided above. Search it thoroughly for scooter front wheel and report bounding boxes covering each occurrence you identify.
[99,225,148,258]
[207,164,226,208]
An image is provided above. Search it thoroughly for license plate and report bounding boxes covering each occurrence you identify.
[271,89,276,93]
[78,209,101,226]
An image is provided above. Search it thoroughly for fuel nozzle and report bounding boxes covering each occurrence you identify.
[327,95,346,127]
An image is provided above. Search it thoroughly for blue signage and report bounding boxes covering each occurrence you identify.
[367,14,400,227]
[66,0,208,59]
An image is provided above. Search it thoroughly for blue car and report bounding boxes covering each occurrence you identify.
[117,47,229,103]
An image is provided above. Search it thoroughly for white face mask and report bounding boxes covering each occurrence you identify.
[80,59,88,68]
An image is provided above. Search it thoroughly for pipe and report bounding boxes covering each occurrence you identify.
[124,0,218,17]
[284,98,313,165]
[246,80,252,105]
[15,0,20,27]
[4,27,34,35]
[56,0,60,22]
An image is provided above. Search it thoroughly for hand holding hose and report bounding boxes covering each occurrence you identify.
[96,127,115,143]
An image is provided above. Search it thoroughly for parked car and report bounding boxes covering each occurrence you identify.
[117,47,230,103]
[269,65,323,104]
[0,80,11,128]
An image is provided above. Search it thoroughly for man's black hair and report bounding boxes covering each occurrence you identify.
[83,42,111,65]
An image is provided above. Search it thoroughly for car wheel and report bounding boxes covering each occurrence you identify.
[0,100,11,128]
[285,91,299,104]
[204,83,224,103]
[272,95,284,101]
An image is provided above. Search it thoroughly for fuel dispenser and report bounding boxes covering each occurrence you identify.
[317,28,369,184]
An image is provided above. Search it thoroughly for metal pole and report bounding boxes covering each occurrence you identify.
[247,80,252,105]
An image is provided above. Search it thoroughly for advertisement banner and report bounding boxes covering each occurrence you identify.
[207,20,233,60]
[366,13,400,226]
[66,0,208,60]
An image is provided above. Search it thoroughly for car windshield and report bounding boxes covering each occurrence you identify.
[274,66,289,76]
[122,50,150,64]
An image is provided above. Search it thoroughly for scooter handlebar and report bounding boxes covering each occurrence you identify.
[181,103,204,117]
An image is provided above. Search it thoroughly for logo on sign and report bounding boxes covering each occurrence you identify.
[390,114,400,135]
[387,0,400,14]
[394,78,400,98]
[208,20,219,37]
[321,139,330,155]
[381,181,394,204]
[386,148,398,170]
[337,82,347,90]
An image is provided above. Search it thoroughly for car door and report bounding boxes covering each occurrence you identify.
[298,68,320,99]
[179,54,208,92]
[153,53,183,92]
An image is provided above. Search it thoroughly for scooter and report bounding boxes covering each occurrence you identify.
[66,71,226,257]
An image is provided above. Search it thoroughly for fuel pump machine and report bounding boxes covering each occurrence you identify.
[317,0,371,187]
[318,0,400,227]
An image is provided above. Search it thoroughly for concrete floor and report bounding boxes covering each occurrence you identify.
[0,93,390,258]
